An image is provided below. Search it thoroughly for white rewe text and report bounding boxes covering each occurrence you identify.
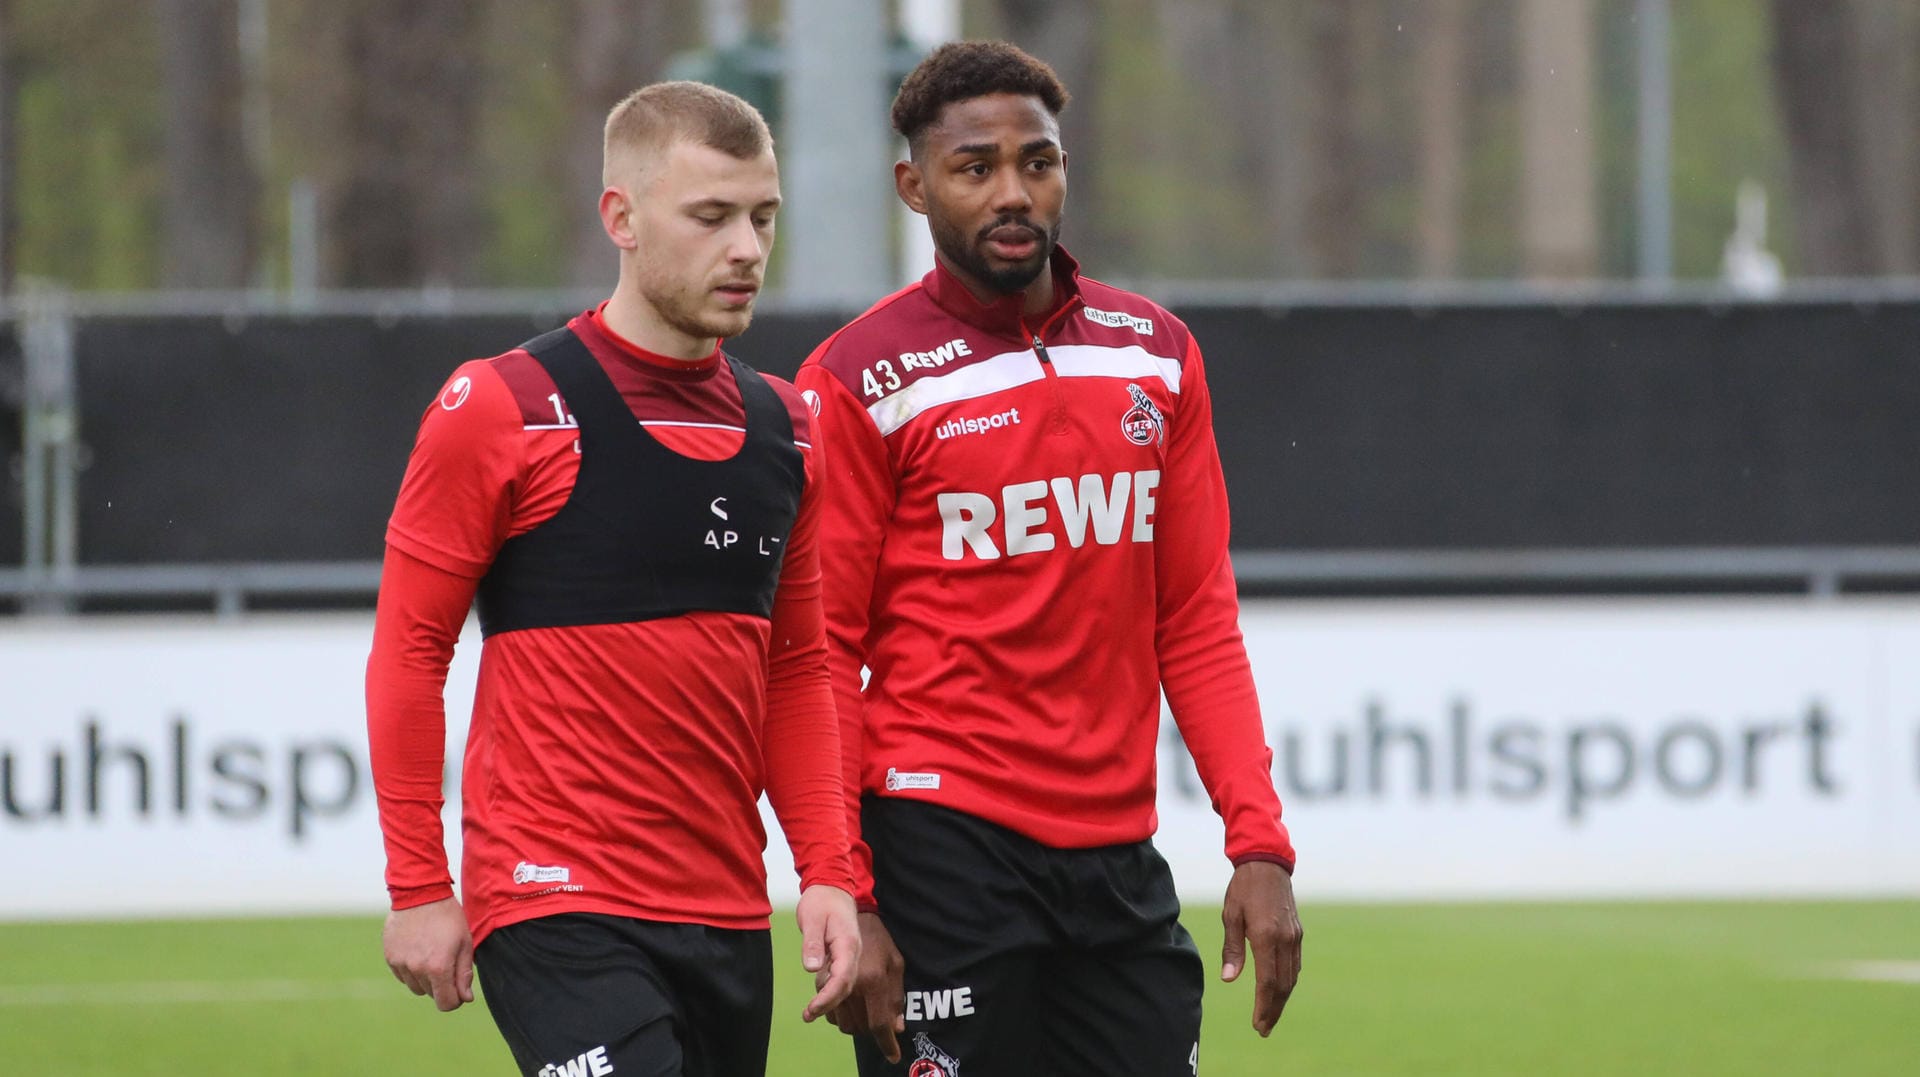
[936,470,1160,560]
[538,1045,613,1077]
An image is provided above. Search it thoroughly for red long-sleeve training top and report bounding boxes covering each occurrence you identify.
[367,307,852,944]
[796,249,1294,907]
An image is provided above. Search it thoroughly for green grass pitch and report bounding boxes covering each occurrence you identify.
[2,901,1915,1075]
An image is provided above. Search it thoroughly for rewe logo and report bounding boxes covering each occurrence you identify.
[935,470,1160,561]
[905,986,975,1021]
[537,1045,613,1077]
[899,337,973,372]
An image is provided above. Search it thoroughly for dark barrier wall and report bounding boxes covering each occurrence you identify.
[1184,301,1920,549]
[75,310,849,564]
[68,301,1920,563]
[0,324,21,566]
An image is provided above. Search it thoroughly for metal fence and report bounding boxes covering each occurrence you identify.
[6,283,1919,614]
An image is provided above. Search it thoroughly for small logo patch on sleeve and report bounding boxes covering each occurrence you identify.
[885,767,942,792]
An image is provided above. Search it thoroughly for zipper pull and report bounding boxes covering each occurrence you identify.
[1031,334,1052,364]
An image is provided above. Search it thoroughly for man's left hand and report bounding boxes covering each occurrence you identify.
[1220,860,1302,1037]
[796,884,862,1022]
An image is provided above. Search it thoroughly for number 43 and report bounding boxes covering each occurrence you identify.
[861,359,901,399]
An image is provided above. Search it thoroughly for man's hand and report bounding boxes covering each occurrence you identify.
[1220,861,1303,1037]
[383,896,475,1012]
[825,911,907,1062]
[797,884,863,1022]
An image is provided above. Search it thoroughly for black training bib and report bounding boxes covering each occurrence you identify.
[475,327,804,636]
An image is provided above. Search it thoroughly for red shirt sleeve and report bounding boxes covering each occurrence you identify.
[384,361,527,576]
[793,360,895,909]
[370,362,522,908]
[761,392,857,896]
[366,545,480,908]
[1155,337,1296,870]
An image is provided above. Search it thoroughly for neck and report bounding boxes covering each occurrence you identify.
[939,250,1056,317]
[601,271,716,361]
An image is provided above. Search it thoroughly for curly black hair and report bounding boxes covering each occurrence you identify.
[890,41,1070,155]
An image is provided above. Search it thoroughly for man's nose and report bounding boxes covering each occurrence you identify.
[990,168,1033,215]
[725,217,765,264]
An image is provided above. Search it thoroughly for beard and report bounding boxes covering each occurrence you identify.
[638,269,756,343]
[932,211,1061,295]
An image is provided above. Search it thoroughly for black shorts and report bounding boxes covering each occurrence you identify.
[855,798,1204,1077]
[475,912,772,1077]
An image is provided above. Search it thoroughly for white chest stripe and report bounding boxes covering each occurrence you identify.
[867,349,1042,436]
[1041,343,1183,394]
[865,342,1181,437]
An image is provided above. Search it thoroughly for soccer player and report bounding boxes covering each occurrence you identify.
[795,42,1303,1075]
[366,82,859,1077]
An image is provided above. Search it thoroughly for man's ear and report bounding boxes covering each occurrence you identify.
[599,187,640,251]
[895,160,928,216]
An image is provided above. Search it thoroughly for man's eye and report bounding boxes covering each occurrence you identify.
[695,215,725,226]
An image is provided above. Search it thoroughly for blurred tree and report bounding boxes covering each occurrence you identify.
[7,0,160,290]
[1157,0,1311,279]
[1518,0,1598,280]
[155,0,255,288]
[564,0,690,288]
[323,0,483,287]
[988,0,1109,264]
[1848,0,1917,274]
[1768,0,1872,276]
[1415,0,1470,279]
[0,0,14,292]
[1303,0,1365,278]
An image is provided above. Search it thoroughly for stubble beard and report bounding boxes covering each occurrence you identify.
[641,273,754,344]
[933,211,1061,296]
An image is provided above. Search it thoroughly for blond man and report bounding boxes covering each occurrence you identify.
[368,82,859,1077]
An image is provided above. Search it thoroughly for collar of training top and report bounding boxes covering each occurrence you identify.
[921,244,1084,339]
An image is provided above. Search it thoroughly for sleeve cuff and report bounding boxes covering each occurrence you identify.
[1230,852,1296,875]
[388,882,456,910]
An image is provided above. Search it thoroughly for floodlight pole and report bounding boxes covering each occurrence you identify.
[1636,0,1673,283]
[782,0,893,306]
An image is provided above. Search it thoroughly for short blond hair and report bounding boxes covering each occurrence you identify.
[602,81,773,186]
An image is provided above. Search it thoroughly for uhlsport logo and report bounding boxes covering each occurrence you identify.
[907,1032,961,1077]
[1083,305,1155,335]
[1120,383,1165,446]
[885,767,942,792]
[513,861,571,885]
[439,375,472,411]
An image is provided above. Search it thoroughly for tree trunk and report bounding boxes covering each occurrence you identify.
[1847,0,1917,273]
[329,0,481,287]
[155,0,254,288]
[564,0,684,289]
[993,0,1107,264]
[0,0,14,293]
[1416,0,1469,280]
[1157,0,1313,278]
[1304,0,1364,278]
[1768,0,1873,276]
[1518,0,1598,281]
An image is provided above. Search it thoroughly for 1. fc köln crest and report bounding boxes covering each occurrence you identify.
[907,1032,961,1077]
[1120,382,1166,446]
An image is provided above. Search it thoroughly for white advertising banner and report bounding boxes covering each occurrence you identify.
[2,599,1917,918]
[1160,598,1920,903]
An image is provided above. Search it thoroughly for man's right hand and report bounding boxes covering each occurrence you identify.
[382,896,475,1012]
[826,911,907,1062]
